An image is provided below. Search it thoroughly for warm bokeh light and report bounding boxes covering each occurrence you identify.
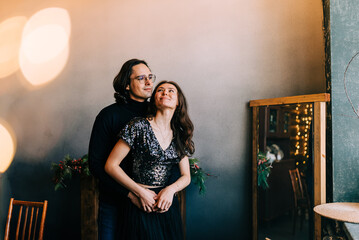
[19,8,71,86]
[0,16,27,79]
[22,25,69,64]
[0,121,16,173]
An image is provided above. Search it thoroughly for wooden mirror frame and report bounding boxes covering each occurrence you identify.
[249,93,330,240]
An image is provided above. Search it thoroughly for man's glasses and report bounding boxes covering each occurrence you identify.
[133,74,156,83]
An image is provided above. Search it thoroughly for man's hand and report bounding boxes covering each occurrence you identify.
[127,192,141,209]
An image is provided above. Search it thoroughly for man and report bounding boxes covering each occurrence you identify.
[88,59,156,239]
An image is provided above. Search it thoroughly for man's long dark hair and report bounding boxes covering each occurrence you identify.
[113,59,150,104]
[148,81,195,158]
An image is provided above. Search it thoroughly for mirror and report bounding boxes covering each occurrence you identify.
[249,93,329,240]
[258,104,313,239]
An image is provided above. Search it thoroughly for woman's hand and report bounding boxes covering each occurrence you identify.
[138,188,157,212]
[154,156,191,213]
[154,186,176,213]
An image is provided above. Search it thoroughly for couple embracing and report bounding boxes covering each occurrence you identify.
[88,59,194,240]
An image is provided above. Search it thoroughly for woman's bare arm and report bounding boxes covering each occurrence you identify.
[105,139,157,212]
[155,156,191,211]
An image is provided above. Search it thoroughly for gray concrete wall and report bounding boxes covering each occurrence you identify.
[0,0,325,239]
[330,0,359,202]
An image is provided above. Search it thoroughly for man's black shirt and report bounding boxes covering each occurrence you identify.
[88,99,148,204]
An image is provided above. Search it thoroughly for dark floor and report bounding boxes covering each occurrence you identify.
[258,213,310,240]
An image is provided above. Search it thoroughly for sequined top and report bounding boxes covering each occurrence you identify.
[118,117,181,186]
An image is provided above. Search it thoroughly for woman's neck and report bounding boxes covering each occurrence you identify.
[153,109,174,130]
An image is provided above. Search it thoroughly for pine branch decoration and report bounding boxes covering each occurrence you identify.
[189,158,214,195]
[51,154,90,191]
[257,152,272,190]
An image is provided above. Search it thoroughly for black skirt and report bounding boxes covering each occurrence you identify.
[117,187,183,240]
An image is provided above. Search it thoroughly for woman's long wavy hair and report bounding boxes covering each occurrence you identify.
[113,59,150,104]
[148,81,195,158]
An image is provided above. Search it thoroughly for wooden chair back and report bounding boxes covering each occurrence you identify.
[289,168,310,209]
[4,198,48,240]
[289,168,306,206]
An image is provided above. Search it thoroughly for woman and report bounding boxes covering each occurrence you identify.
[105,81,195,239]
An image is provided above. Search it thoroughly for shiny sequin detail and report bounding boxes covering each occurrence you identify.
[119,117,181,186]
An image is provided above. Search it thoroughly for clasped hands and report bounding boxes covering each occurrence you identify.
[128,186,176,213]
